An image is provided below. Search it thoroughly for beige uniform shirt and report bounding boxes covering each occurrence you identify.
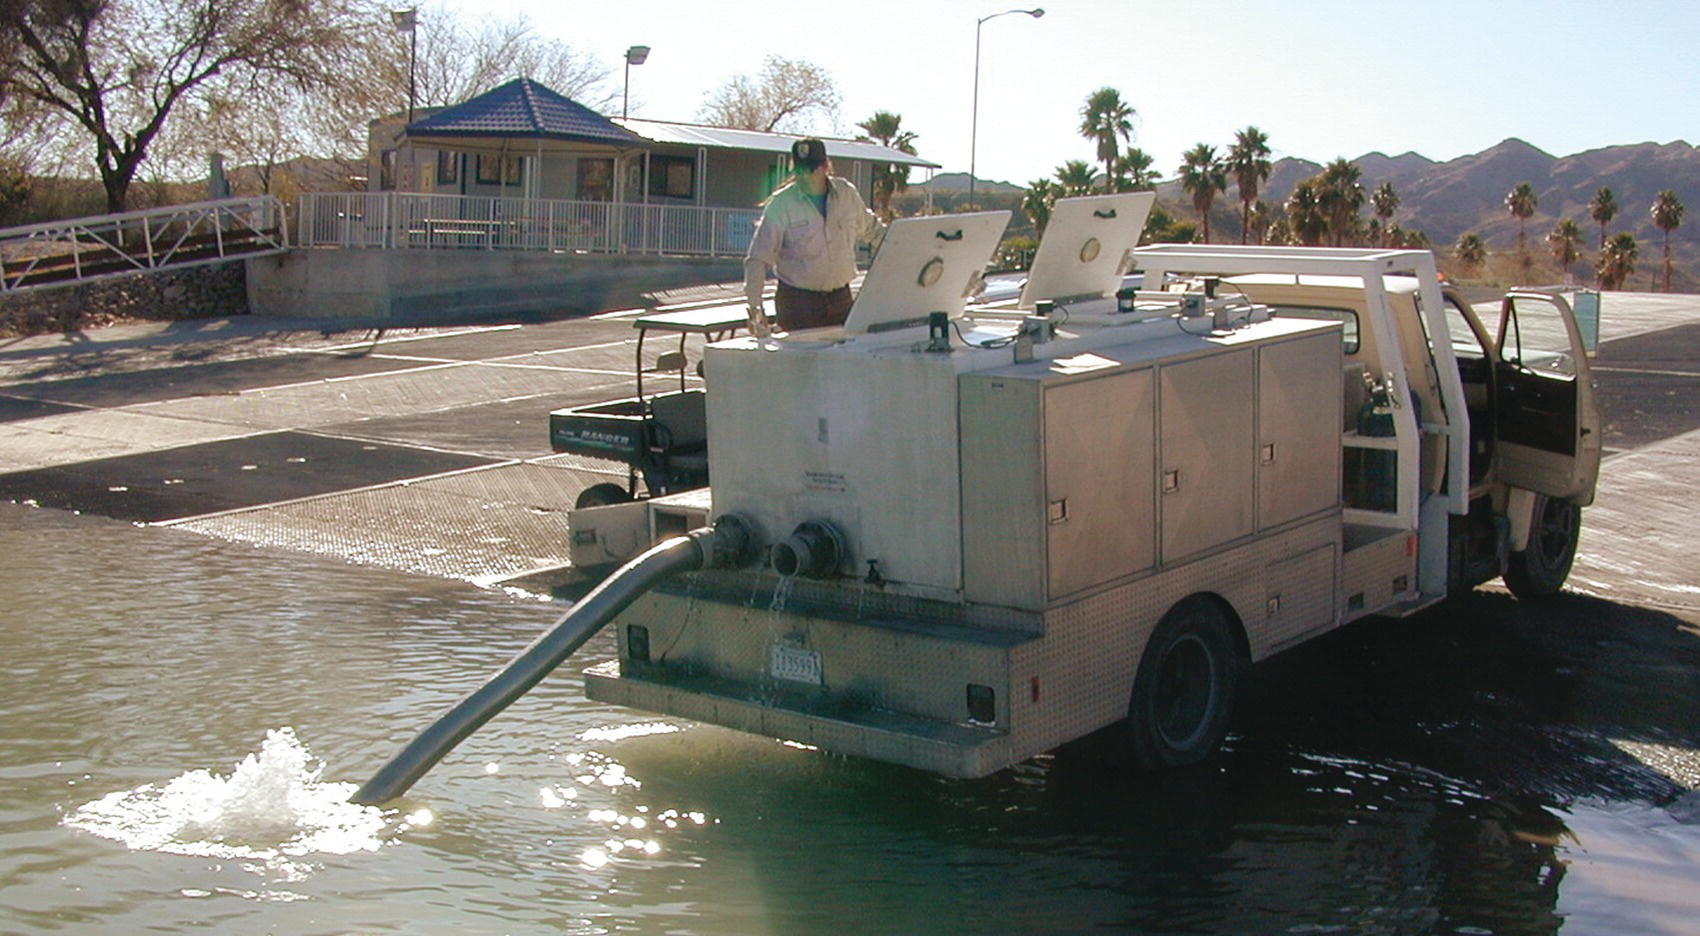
[743,176,882,315]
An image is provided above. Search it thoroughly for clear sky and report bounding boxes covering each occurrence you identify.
[437,0,1698,185]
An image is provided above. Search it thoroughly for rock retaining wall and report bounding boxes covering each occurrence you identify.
[0,261,249,337]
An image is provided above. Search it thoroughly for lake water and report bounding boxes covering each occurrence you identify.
[3,501,1697,934]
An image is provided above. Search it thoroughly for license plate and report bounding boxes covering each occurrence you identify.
[770,645,822,686]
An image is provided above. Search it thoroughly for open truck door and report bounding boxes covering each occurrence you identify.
[1492,289,1602,505]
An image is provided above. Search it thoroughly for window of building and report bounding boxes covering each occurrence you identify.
[648,155,695,200]
[476,154,521,187]
[577,158,614,201]
[379,149,397,191]
[436,150,459,186]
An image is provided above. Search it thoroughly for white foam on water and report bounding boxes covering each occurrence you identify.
[64,727,392,868]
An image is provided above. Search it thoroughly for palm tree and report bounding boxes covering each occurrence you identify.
[1455,232,1487,275]
[1246,199,1272,246]
[1597,232,1639,290]
[1079,87,1135,194]
[1317,159,1364,246]
[1054,160,1097,197]
[1312,161,1366,249]
[1226,126,1272,244]
[1504,182,1537,275]
[1370,181,1400,247]
[1285,179,1327,246]
[854,111,918,220]
[1023,178,1061,237]
[1178,143,1226,243]
[1113,148,1159,191]
[1650,189,1686,292]
[1589,186,1618,248]
[1547,219,1584,283]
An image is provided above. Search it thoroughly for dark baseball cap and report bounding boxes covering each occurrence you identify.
[791,138,828,169]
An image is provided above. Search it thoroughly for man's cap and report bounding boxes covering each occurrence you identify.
[792,138,828,169]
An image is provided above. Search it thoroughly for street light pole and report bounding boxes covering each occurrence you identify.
[390,9,418,124]
[623,45,651,120]
[969,7,1043,207]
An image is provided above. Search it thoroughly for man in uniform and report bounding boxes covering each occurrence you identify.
[744,138,884,335]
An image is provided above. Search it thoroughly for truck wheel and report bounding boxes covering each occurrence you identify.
[574,483,632,509]
[1124,597,1242,769]
[1504,495,1580,599]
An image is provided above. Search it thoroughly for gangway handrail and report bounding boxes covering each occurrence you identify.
[0,195,287,293]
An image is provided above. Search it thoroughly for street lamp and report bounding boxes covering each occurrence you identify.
[623,45,651,120]
[969,7,1043,206]
[390,8,418,124]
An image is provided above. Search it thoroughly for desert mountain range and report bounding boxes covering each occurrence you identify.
[919,138,1697,288]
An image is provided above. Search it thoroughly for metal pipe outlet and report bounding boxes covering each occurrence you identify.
[351,518,753,805]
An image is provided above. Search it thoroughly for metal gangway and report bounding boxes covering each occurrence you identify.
[0,196,287,293]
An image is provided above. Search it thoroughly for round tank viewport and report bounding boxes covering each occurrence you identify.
[771,520,845,579]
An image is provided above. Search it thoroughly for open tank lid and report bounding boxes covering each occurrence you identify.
[843,211,1010,335]
[1018,192,1155,309]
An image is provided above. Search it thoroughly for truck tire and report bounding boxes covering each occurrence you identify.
[1124,597,1242,769]
[574,483,633,510]
[1504,494,1580,599]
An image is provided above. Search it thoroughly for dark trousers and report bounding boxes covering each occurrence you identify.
[776,281,853,331]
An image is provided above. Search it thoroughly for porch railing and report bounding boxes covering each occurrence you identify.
[0,196,286,293]
[296,192,759,259]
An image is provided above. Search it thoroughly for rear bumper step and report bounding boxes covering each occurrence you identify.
[583,660,1011,778]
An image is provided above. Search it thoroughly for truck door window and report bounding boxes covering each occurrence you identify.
[1271,305,1359,353]
[1443,298,1488,360]
[1498,297,1576,378]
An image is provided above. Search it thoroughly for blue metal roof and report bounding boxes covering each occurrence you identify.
[406,79,644,147]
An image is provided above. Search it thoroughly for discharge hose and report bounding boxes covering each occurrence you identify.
[351,518,751,805]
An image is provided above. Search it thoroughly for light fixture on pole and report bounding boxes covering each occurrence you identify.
[390,8,418,124]
[623,45,651,120]
[969,7,1043,206]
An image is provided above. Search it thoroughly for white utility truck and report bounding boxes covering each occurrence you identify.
[562,193,1602,777]
[351,196,1605,802]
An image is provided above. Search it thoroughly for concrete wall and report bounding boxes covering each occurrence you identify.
[246,248,741,321]
[0,261,249,337]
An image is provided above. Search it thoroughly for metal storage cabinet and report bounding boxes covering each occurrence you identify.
[960,363,1156,611]
[1258,330,1345,530]
[1159,350,1255,562]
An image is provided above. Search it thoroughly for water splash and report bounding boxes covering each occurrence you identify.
[63,727,392,866]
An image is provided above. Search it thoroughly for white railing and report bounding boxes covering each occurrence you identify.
[0,196,287,293]
[296,192,759,259]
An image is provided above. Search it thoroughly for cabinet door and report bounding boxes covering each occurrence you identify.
[1259,333,1343,529]
[1045,369,1155,598]
[1160,351,1255,562]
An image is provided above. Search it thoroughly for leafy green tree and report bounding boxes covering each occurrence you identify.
[1370,181,1400,247]
[1505,182,1537,274]
[1022,177,1060,237]
[1547,219,1584,283]
[0,0,380,212]
[1650,189,1685,292]
[1317,158,1364,246]
[1225,126,1271,244]
[1285,179,1326,246]
[1054,159,1097,197]
[1178,143,1226,243]
[855,110,918,220]
[1113,148,1159,191]
[1589,186,1618,249]
[1265,216,1293,246]
[1597,231,1638,290]
[1455,232,1487,275]
[1079,87,1134,194]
